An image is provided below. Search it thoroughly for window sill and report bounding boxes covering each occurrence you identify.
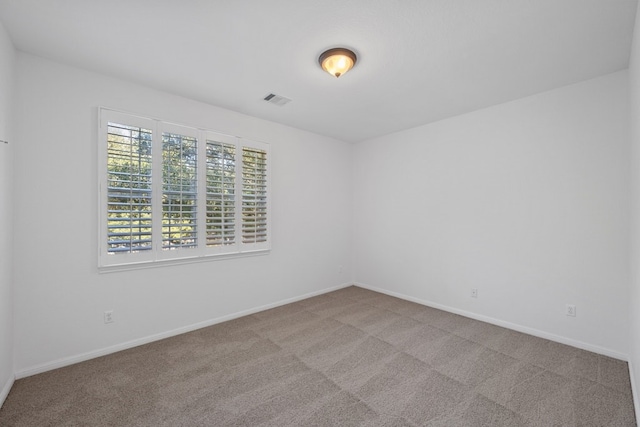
[98,249,271,274]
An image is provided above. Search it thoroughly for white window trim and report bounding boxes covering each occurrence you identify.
[98,107,271,271]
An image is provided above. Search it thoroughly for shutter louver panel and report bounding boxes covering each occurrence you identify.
[242,147,268,244]
[162,132,198,250]
[206,140,236,247]
[106,122,153,254]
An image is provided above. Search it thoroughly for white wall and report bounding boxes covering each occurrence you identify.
[12,53,353,375]
[0,21,15,406]
[354,71,630,357]
[628,0,640,415]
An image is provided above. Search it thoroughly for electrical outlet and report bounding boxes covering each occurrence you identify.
[104,310,114,324]
[471,288,478,298]
[338,265,343,274]
[566,304,576,317]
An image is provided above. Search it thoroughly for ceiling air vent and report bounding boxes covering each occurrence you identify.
[263,93,292,107]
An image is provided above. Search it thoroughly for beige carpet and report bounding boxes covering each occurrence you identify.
[0,286,636,426]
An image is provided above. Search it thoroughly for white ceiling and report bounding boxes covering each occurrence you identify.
[0,0,637,142]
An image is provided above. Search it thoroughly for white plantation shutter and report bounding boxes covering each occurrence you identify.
[241,144,269,248]
[106,122,153,254]
[99,108,270,268]
[205,135,237,249]
[161,128,198,251]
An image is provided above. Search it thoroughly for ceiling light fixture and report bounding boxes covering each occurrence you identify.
[319,48,357,78]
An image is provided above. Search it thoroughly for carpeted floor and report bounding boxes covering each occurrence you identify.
[0,286,636,426]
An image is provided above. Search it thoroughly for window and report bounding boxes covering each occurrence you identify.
[99,109,270,268]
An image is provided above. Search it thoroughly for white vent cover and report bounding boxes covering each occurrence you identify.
[263,93,292,107]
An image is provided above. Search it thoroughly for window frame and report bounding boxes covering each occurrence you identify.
[98,108,271,270]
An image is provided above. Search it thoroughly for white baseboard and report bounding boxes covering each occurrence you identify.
[15,282,353,379]
[0,375,14,409]
[629,361,640,422]
[354,282,628,361]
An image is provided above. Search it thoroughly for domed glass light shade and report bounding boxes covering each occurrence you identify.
[319,48,357,78]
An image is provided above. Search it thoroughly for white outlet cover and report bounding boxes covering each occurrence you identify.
[104,310,114,323]
[566,304,576,317]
